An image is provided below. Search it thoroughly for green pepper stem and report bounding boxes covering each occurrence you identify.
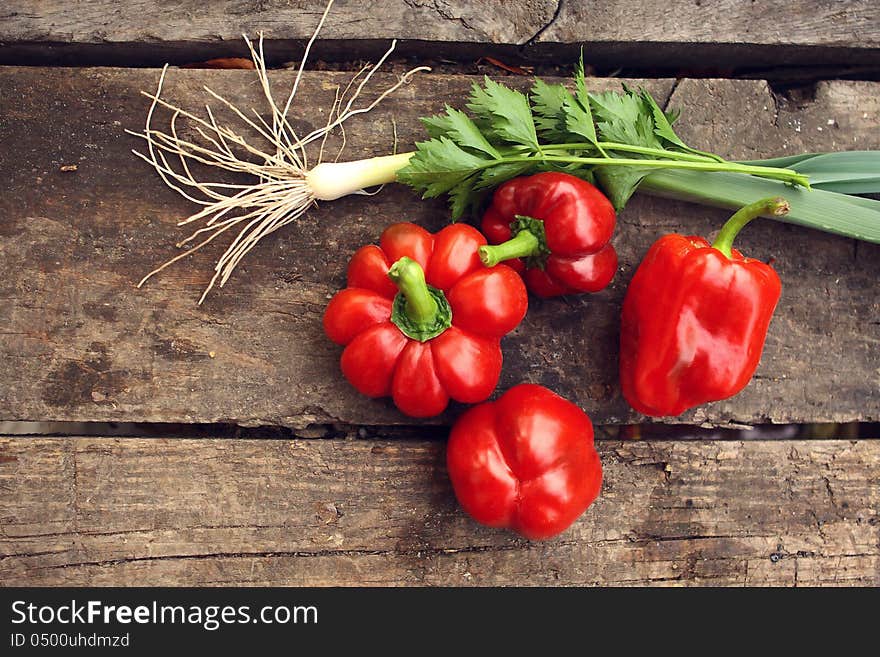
[479,230,541,267]
[387,256,437,324]
[712,196,790,258]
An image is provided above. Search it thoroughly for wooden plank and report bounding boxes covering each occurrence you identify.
[1,1,877,69]
[0,437,876,586]
[0,67,878,427]
[537,0,880,69]
[0,0,557,66]
[0,0,553,45]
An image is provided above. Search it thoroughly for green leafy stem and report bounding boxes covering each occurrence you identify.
[452,151,809,184]
[394,55,880,242]
[396,56,812,219]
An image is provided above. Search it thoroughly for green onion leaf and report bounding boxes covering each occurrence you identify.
[641,168,880,243]
[742,151,880,194]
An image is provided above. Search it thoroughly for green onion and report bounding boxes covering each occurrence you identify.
[641,169,880,243]
[741,151,880,195]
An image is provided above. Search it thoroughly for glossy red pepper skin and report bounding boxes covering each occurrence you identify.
[324,223,528,418]
[481,172,618,297]
[620,234,782,417]
[446,384,603,540]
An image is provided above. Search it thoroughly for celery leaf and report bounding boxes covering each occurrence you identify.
[421,105,501,159]
[467,76,539,150]
[395,136,487,199]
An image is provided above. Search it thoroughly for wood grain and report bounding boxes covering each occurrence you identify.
[0,0,555,45]
[0,67,878,428]
[0,0,556,66]
[1,437,876,586]
[545,0,880,46]
[1,1,877,69]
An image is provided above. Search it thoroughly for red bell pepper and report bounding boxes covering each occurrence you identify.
[478,171,618,297]
[446,383,603,540]
[324,222,528,418]
[620,197,787,417]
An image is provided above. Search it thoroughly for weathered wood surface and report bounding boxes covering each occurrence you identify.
[1,1,877,69]
[1,437,876,586]
[546,0,880,46]
[0,67,878,428]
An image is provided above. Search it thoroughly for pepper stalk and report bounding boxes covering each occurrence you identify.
[387,257,452,342]
[712,197,790,258]
[478,215,550,269]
